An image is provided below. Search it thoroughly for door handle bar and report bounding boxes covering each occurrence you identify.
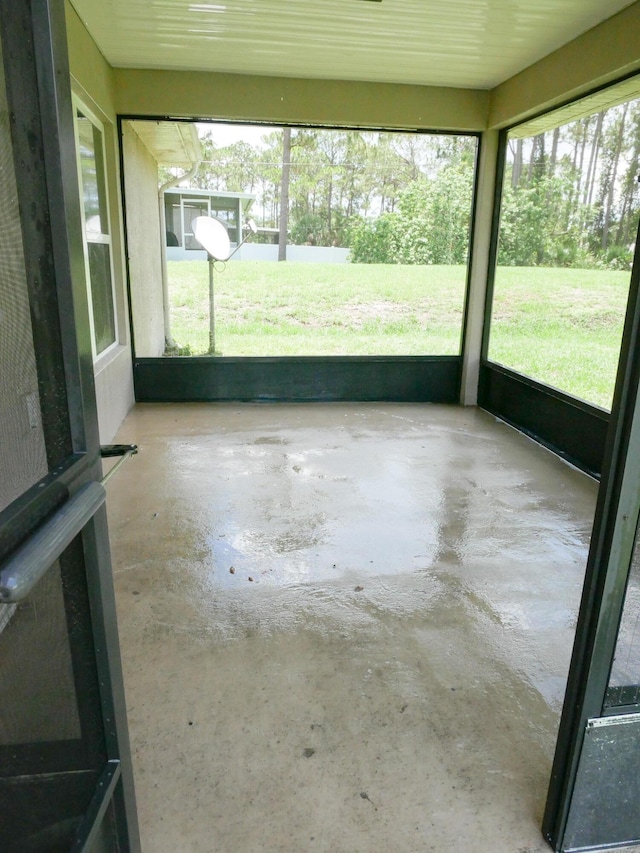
[0,445,137,604]
[100,444,137,486]
[0,481,106,603]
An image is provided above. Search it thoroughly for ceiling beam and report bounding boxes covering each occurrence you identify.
[114,69,489,133]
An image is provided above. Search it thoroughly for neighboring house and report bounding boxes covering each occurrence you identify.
[161,187,349,263]
[163,187,255,260]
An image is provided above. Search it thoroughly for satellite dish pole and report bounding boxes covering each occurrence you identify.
[193,216,229,354]
[207,249,216,354]
[192,216,258,355]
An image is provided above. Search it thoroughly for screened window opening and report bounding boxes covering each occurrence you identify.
[124,120,478,358]
[487,94,640,411]
[75,107,116,357]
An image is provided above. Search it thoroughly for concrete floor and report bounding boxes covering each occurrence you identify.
[105,403,599,853]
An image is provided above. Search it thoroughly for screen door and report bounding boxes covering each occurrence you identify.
[0,1,138,850]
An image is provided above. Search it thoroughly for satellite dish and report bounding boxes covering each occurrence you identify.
[192,216,231,261]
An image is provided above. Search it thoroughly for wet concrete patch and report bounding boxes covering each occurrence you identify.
[107,402,597,853]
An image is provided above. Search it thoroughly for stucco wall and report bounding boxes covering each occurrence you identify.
[65,0,135,442]
[122,124,165,358]
[93,345,136,445]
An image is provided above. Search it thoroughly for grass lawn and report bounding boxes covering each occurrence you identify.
[489,266,629,410]
[167,260,630,410]
[168,261,467,357]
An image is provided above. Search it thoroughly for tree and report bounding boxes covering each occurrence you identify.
[349,149,475,265]
[583,112,604,211]
[278,127,291,260]
[511,138,524,189]
[599,103,629,251]
[615,103,640,248]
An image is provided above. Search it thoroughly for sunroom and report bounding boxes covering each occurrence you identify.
[2,1,640,851]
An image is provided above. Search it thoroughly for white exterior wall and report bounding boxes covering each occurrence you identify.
[94,347,136,444]
[67,1,135,442]
[122,124,166,358]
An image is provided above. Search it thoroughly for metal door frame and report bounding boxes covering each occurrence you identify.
[542,218,640,850]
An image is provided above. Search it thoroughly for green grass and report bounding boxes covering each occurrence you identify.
[489,266,629,410]
[167,260,630,410]
[168,261,466,356]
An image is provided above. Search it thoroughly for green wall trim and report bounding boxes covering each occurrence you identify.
[479,362,609,477]
[133,355,461,403]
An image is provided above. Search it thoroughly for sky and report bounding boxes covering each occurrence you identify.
[196,121,272,148]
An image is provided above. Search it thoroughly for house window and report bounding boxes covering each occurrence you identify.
[74,105,116,356]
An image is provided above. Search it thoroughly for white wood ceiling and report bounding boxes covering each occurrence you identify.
[70,0,636,90]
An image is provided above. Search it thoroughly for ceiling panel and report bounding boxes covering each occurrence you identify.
[129,120,201,165]
[510,74,640,137]
[70,0,636,89]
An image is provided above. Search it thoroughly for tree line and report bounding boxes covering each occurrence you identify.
[187,102,640,268]
[191,127,476,260]
[501,100,640,269]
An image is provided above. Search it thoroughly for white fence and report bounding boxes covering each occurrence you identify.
[166,244,351,263]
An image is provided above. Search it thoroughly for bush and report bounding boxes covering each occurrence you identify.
[604,244,634,270]
[348,159,474,265]
[348,214,402,264]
